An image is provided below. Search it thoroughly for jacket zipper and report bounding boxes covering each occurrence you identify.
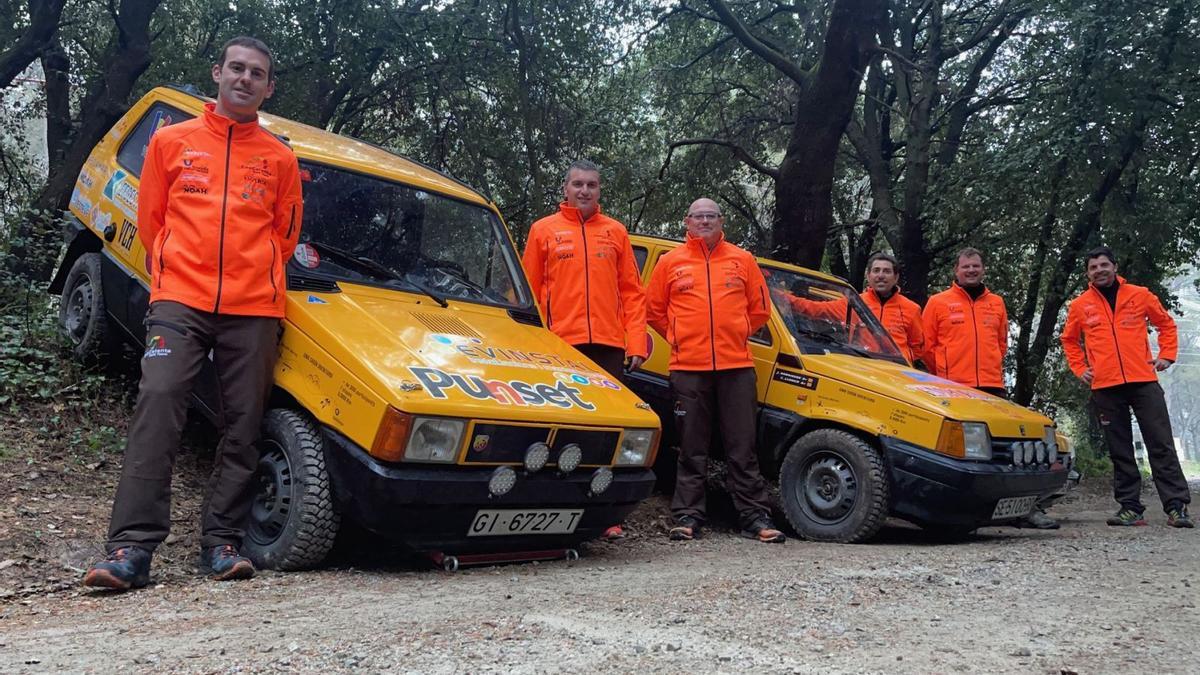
[1095,286,1128,384]
[286,204,296,238]
[967,289,981,387]
[703,243,716,369]
[213,126,233,313]
[268,239,278,303]
[546,288,553,328]
[156,230,172,289]
[578,216,593,342]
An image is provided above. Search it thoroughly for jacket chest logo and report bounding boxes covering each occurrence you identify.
[670,267,696,293]
[239,156,273,205]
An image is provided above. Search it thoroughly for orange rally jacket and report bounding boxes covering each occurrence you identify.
[646,233,771,371]
[861,287,925,365]
[1060,277,1178,390]
[921,283,1007,388]
[138,103,304,318]
[522,203,648,358]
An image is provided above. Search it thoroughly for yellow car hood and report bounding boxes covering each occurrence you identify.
[285,285,659,428]
[801,353,1052,438]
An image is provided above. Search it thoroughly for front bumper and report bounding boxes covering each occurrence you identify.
[323,427,656,553]
[882,436,1071,528]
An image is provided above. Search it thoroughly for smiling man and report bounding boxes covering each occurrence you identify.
[860,252,924,366]
[84,37,304,590]
[922,248,1007,395]
[1061,246,1191,528]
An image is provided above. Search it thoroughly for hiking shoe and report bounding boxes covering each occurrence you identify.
[83,546,151,590]
[741,515,786,543]
[1166,506,1194,529]
[602,525,626,540]
[669,515,702,541]
[1106,508,1147,527]
[1016,509,1060,530]
[201,545,256,581]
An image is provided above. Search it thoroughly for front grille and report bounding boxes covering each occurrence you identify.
[463,423,619,467]
[412,312,482,338]
[288,273,340,292]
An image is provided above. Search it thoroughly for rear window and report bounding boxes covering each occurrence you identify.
[115,103,189,177]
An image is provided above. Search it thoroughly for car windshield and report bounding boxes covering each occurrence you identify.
[293,162,531,309]
[762,265,906,363]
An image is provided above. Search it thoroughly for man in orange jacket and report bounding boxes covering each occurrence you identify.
[647,198,784,544]
[85,37,304,590]
[522,160,646,539]
[861,252,924,366]
[922,248,1008,396]
[1060,246,1191,528]
[522,160,647,379]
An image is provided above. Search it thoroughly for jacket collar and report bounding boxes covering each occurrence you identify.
[202,103,261,140]
[950,280,989,301]
[1087,274,1127,298]
[558,201,604,224]
[684,231,725,254]
[864,286,901,304]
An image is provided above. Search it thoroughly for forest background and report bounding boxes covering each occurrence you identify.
[1,0,1198,471]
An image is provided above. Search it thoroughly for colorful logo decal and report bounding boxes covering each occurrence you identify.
[553,371,620,390]
[144,335,171,359]
[294,243,320,269]
[307,295,328,304]
[102,170,139,220]
[473,435,490,452]
[69,188,92,215]
[900,370,958,385]
[409,366,596,411]
[78,169,97,190]
[89,205,113,234]
[428,334,595,374]
[907,384,994,400]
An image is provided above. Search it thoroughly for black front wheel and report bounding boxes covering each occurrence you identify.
[779,429,889,543]
[244,408,340,570]
[58,253,116,362]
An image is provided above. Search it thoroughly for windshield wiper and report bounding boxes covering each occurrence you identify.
[404,273,449,308]
[306,242,400,282]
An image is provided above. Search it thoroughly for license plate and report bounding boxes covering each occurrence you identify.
[468,509,584,537]
[991,495,1039,520]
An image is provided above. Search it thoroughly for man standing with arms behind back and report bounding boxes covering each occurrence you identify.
[522,159,648,539]
[646,198,784,544]
[84,37,304,590]
[1060,246,1192,528]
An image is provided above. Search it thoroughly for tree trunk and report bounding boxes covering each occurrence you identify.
[40,37,70,175]
[0,0,68,90]
[10,0,164,282]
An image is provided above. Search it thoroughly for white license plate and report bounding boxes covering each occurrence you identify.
[468,509,584,537]
[991,495,1039,520]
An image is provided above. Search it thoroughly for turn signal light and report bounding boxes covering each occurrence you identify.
[936,421,966,458]
[370,406,413,462]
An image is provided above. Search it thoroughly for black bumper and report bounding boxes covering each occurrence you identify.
[882,436,1070,528]
[322,427,656,553]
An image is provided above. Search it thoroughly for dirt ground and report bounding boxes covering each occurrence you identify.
[2,416,1197,675]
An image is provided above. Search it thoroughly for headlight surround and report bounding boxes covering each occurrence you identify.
[403,417,465,463]
[616,428,657,466]
[961,422,992,460]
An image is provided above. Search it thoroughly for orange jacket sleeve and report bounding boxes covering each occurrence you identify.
[921,299,941,369]
[906,303,925,362]
[273,154,304,261]
[615,231,649,358]
[521,224,547,312]
[746,259,771,333]
[1059,301,1088,378]
[646,255,670,339]
[1146,292,1179,362]
[136,133,169,252]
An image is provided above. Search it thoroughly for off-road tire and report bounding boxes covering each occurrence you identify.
[245,408,340,570]
[58,253,115,362]
[779,429,889,543]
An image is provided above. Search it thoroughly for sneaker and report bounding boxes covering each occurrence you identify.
[83,546,151,590]
[1106,508,1147,527]
[601,525,626,540]
[669,515,702,541]
[1016,509,1060,530]
[1166,506,1194,529]
[201,544,256,581]
[741,515,786,543]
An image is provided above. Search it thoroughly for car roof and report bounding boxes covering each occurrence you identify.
[152,87,489,207]
[627,232,853,288]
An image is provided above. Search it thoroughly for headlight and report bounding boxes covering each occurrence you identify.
[616,428,656,466]
[961,422,992,460]
[403,417,465,463]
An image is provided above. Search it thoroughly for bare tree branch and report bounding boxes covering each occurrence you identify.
[667,137,780,180]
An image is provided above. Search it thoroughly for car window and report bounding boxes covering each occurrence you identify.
[116,103,190,177]
[632,245,648,275]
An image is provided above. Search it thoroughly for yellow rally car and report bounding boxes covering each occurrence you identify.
[627,234,1072,541]
[49,86,661,569]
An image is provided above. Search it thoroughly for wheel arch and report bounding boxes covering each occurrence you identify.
[49,218,102,295]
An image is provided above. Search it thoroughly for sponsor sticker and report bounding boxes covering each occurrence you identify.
[294,243,320,268]
[409,366,596,411]
[429,334,597,374]
[307,295,328,304]
[103,170,139,220]
[69,188,92,215]
[144,335,171,359]
[773,369,818,390]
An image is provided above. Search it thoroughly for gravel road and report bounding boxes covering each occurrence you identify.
[2,485,1197,674]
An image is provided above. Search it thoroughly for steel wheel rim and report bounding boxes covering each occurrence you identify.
[65,275,95,343]
[249,438,293,545]
[796,451,858,524]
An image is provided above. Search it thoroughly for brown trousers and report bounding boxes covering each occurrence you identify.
[1092,381,1190,513]
[106,301,279,552]
[669,367,772,527]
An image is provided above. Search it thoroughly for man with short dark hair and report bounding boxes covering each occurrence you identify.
[860,252,924,366]
[84,37,304,590]
[1061,246,1191,528]
[646,198,784,544]
[522,159,647,539]
[922,248,1008,396]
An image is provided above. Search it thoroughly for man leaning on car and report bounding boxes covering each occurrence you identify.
[84,37,304,590]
